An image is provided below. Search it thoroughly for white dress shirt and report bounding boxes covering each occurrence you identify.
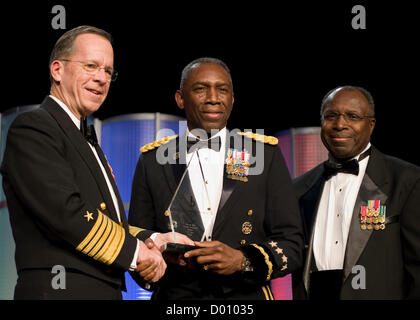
[186,128,226,241]
[313,143,371,271]
[49,95,138,270]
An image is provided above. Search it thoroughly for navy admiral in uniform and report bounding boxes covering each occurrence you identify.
[128,57,303,299]
[293,86,420,299]
[1,26,166,299]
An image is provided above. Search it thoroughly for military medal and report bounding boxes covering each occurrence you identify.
[368,200,380,217]
[360,206,367,230]
[225,148,250,182]
[378,205,386,230]
[361,200,386,231]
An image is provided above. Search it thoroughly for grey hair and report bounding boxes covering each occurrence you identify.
[179,57,232,91]
[49,25,112,83]
[320,85,375,116]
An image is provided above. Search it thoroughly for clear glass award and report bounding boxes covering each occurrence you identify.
[162,148,214,254]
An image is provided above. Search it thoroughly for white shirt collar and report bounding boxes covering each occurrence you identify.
[49,95,80,129]
[357,142,371,161]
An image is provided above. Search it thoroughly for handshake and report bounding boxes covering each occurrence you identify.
[134,232,194,283]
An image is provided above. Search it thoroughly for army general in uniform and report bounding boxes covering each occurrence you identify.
[128,57,304,299]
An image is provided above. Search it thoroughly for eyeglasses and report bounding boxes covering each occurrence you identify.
[322,111,375,123]
[60,59,118,81]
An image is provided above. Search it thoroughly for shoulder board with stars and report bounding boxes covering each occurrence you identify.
[140,135,178,153]
[237,132,278,145]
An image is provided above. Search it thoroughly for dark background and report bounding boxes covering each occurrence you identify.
[2,1,419,165]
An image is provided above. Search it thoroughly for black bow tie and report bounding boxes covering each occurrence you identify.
[187,135,221,153]
[324,147,372,180]
[80,118,98,145]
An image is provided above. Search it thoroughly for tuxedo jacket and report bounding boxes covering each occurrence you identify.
[1,96,138,292]
[128,133,304,300]
[292,146,420,299]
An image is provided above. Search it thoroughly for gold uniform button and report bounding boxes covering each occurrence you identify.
[100,202,106,211]
[240,240,246,245]
[248,209,253,216]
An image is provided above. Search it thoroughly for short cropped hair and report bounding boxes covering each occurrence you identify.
[49,25,112,83]
[320,85,375,116]
[179,57,232,91]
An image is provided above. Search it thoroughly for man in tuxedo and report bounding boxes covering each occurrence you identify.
[293,85,420,299]
[128,57,303,299]
[1,25,166,299]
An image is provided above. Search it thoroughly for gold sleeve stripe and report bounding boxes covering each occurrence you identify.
[261,286,270,300]
[251,243,273,281]
[129,225,145,237]
[76,212,104,251]
[94,217,125,265]
[83,214,110,256]
[94,221,119,264]
[107,224,126,265]
[89,218,113,257]
[266,285,274,300]
[261,285,274,300]
[76,210,126,265]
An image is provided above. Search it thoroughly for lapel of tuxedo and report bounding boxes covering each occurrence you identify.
[297,165,326,293]
[211,170,238,237]
[166,136,197,207]
[212,134,244,237]
[298,168,326,242]
[217,172,236,213]
[42,96,121,223]
[169,161,198,211]
[343,147,389,281]
[93,144,128,226]
[217,134,238,212]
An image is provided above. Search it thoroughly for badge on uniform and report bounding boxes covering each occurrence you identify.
[242,221,252,234]
[360,200,386,231]
[225,148,250,182]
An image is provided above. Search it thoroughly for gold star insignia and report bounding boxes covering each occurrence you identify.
[268,241,278,248]
[282,255,288,263]
[275,247,283,254]
[281,264,288,271]
[84,211,94,222]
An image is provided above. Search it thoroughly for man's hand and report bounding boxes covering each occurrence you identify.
[155,232,195,267]
[136,238,167,283]
[184,241,244,275]
[153,232,195,250]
